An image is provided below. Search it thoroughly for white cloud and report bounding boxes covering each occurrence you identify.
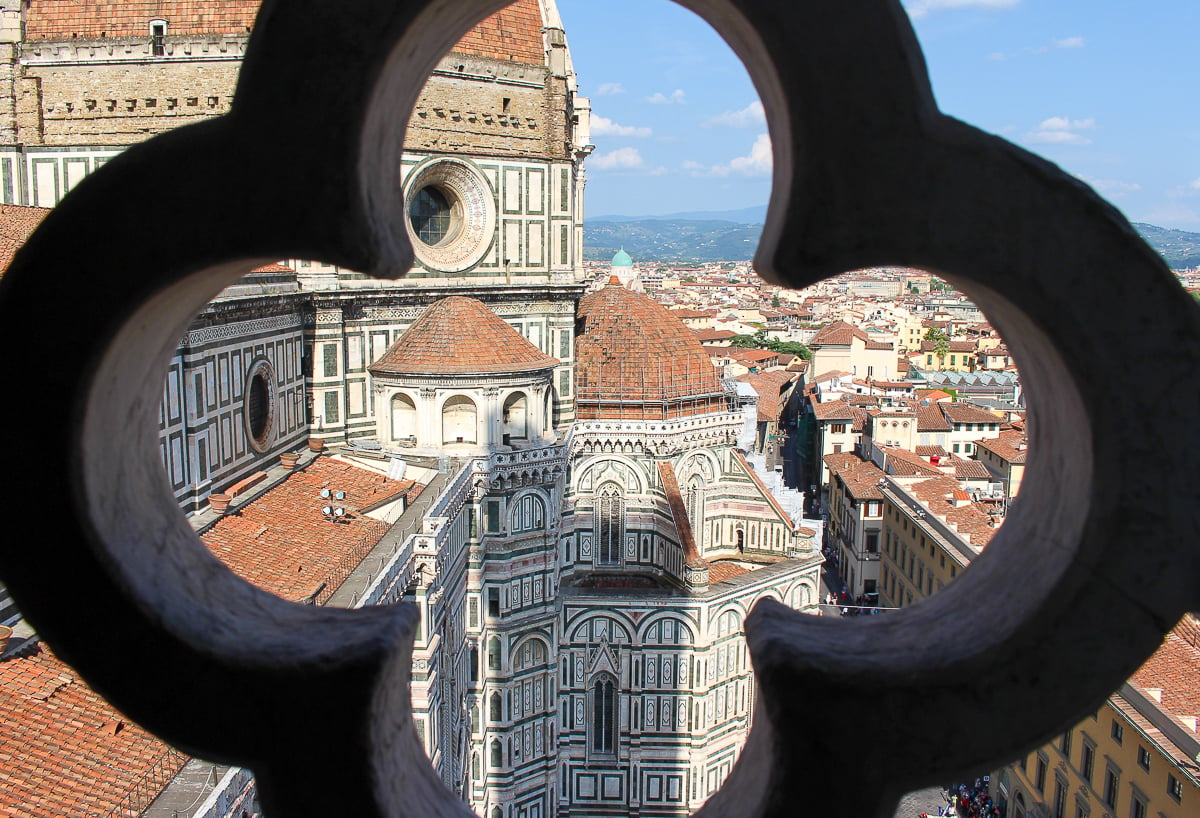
[906,0,1019,19]
[596,82,625,96]
[1084,178,1142,198]
[1054,36,1085,49]
[591,115,652,138]
[1025,116,1095,145]
[710,134,773,177]
[988,52,1007,61]
[1191,178,1200,191]
[704,101,766,128]
[590,147,645,170]
[646,89,686,105]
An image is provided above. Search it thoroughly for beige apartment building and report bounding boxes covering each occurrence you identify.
[877,477,1198,818]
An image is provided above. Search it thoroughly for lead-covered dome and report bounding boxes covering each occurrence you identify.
[575,279,727,419]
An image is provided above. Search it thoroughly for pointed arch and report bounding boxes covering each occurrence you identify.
[595,482,624,567]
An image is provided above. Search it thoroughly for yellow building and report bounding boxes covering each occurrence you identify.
[975,430,1029,500]
[1000,617,1199,818]
[877,474,997,608]
[879,478,1199,818]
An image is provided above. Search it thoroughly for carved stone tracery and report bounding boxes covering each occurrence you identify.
[0,1,1197,817]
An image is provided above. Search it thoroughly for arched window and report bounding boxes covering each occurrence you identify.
[469,646,479,684]
[595,484,624,567]
[390,393,417,442]
[502,391,529,442]
[442,395,478,444]
[471,752,480,781]
[510,493,545,534]
[490,739,502,769]
[591,675,617,754]
[490,691,502,722]
[736,529,745,553]
[488,636,501,671]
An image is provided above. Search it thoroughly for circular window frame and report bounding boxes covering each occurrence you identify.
[243,357,277,454]
[402,158,496,273]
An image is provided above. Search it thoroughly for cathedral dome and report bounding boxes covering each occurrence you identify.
[611,248,633,268]
[575,279,727,419]
[370,296,557,376]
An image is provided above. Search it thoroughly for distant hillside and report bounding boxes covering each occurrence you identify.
[584,219,762,262]
[1133,223,1200,270]
[585,212,1200,269]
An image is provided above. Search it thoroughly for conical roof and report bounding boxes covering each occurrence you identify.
[370,296,557,376]
[575,279,726,419]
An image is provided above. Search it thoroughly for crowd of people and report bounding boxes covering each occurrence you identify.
[918,779,1002,818]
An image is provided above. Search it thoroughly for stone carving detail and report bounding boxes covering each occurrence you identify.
[0,1,1196,818]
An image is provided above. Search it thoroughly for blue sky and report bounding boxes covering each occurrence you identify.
[556,0,1200,230]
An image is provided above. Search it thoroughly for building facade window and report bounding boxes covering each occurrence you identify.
[1136,745,1150,771]
[1061,729,1073,760]
[490,692,502,722]
[1080,740,1095,784]
[1111,719,1124,744]
[1053,777,1067,818]
[488,637,501,671]
[1035,754,1048,793]
[595,484,624,567]
[1167,774,1182,802]
[590,675,616,754]
[1129,791,1146,818]
[1103,767,1119,808]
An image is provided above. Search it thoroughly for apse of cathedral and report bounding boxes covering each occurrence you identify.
[0,2,822,816]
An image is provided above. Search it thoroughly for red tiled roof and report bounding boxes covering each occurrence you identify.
[576,280,725,419]
[1130,618,1200,721]
[0,645,185,817]
[658,461,704,568]
[708,561,752,583]
[941,403,1002,424]
[202,458,421,603]
[915,404,952,432]
[370,296,557,377]
[27,0,547,66]
[0,205,51,277]
[450,0,546,65]
[27,1,260,38]
[952,459,992,480]
[975,430,1028,464]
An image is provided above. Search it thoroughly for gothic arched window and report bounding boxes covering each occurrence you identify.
[591,675,617,754]
[490,691,502,722]
[488,636,501,671]
[595,484,624,567]
[490,738,503,769]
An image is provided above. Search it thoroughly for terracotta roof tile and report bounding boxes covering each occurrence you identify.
[0,205,51,278]
[26,0,547,67]
[0,645,185,817]
[708,561,752,583]
[576,281,726,419]
[202,458,421,603]
[1130,618,1200,722]
[369,297,556,377]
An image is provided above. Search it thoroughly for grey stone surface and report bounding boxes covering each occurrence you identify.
[0,0,1197,817]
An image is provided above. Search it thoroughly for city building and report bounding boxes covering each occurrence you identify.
[0,2,824,816]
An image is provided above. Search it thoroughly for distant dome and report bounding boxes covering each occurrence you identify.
[370,296,557,376]
[611,248,633,268]
[575,280,726,420]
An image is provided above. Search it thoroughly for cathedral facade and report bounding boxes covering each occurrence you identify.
[0,3,823,816]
